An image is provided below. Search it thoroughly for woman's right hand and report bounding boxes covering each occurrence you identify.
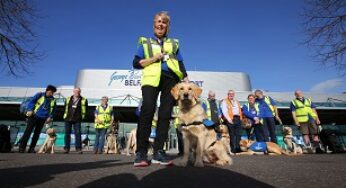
[152,53,164,63]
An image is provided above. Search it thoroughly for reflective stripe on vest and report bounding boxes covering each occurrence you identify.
[95,105,113,129]
[292,98,317,123]
[34,95,55,114]
[246,102,263,124]
[264,96,275,116]
[224,98,243,120]
[63,97,87,120]
[204,99,220,120]
[138,37,184,87]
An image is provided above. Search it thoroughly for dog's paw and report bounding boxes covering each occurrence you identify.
[175,160,188,167]
[194,161,204,167]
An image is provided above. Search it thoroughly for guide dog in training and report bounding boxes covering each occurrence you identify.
[283,126,303,155]
[38,128,56,154]
[238,139,291,155]
[105,125,119,154]
[171,82,232,167]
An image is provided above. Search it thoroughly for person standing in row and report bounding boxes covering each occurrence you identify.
[254,90,281,143]
[221,90,242,153]
[132,11,188,167]
[242,94,266,142]
[19,85,57,153]
[63,87,88,154]
[291,90,322,153]
[94,96,114,154]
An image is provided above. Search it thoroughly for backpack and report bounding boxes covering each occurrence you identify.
[19,98,32,116]
[319,129,345,153]
[0,124,11,153]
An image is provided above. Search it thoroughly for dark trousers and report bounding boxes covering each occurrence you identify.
[94,128,107,152]
[64,121,82,150]
[226,116,242,153]
[253,123,266,142]
[176,128,184,154]
[263,117,277,143]
[136,74,178,153]
[19,116,45,151]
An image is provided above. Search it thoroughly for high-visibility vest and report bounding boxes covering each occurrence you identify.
[34,95,56,115]
[204,99,220,121]
[95,105,113,129]
[291,98,317,123]
[172,106,180,129]
[245,102,263,124]
[263,96,275,116]
[63,96,87,120]
[138,37,184,87]
[224,98,243,120]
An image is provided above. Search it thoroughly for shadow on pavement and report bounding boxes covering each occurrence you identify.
[0,160,132,187]
[80,165,275,188]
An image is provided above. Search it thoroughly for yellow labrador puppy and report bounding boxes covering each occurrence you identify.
[218,124,233,155]
[238,139,291,156]
[38,128,56,154]
[171,82,232,167]
[283,126,303,155]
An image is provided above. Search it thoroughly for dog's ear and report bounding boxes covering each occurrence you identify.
[192,84,202,99]
[171,84,180,100]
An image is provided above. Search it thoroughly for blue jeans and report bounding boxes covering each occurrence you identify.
[262,117,277,143]
[64,121,82,150]
[94,128,107,152]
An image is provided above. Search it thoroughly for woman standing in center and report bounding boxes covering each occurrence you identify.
[132,11,188,167]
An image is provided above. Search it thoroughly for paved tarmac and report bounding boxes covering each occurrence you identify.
[0,151,345,188]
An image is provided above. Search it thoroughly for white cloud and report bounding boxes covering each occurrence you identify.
[310,79,345,92]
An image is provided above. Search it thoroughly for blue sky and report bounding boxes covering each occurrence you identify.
[0,0,345,93]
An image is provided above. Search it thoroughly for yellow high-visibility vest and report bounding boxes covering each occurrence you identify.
[138,37,184,87]
[34,96,56,115]
[292,98,317,123]
[172,106,181,129]
[203,99,220,121]
[63,96,87,120]
[95,105,113,129]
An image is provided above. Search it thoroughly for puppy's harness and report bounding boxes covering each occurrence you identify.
[180,120,219,148]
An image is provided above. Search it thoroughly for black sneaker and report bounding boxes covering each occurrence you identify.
[134,152,149,167]
[18,148,25,153]
[315,147,324,154]
[151,150,173,166]
[28,148,36,153]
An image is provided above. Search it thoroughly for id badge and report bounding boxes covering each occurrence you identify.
[163,54,169,61]
[72,105,77,108]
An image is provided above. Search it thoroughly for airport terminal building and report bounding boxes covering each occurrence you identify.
[1,69,346,148]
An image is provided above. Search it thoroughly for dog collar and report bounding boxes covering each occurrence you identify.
[181,121,203,127]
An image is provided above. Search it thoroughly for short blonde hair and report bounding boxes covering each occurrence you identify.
[154,11,170,36]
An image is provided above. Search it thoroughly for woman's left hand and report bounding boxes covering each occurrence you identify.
[183,77,189,82]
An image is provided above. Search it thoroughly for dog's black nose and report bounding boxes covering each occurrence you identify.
[183,93,189,99]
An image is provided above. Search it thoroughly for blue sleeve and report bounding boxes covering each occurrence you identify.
[217,105,222,117]
[27,92,42,111]
[242,105,256,120]
[269,97,277,106]
[176,48,183,62]
[290,102,296,111]
[136,45,145,59]
[311,102,316,109]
